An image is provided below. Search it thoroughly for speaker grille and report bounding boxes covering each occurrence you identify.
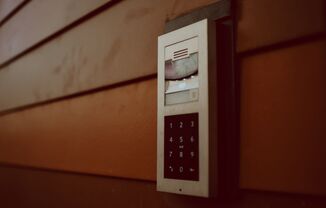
[173,48,188,60]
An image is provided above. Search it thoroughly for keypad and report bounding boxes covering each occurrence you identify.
[164,113,199,181]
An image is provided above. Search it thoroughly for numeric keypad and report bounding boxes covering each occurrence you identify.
[164,113,199,181]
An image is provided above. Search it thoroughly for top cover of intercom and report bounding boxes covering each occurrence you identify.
[157,19,217,197]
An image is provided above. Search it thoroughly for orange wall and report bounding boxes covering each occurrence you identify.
[0,0,326,207]
[240,39,326,195]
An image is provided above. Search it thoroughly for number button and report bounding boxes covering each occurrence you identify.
[169,151,173,157]
[169,136,173,143]
[190,120,195,128]
[190,136,195,143]
[179,121,183,128]
[190,151,195,158]
[179,151,183,158]
[179,136,183,143]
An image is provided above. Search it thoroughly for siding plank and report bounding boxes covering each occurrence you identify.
[240,39,326,195]
[1,165,326,208]
[0,0,25,23]
[0,0,217,112]
[1,0,325,112]
[1,40,326,194]
[0,0,113,66]
[0,79,157,181]
[237,0,326,52]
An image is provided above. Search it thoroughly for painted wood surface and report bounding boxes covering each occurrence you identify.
[240,39,326,195]
[2,0,325,112]
[0,0,217,112]
[0,0,25,23]
[1,165,326,208]
[0,79,157,181]
[0,40,326,194]
[0,0,326,196]
[0,0,113,66]
[237,0,326,52]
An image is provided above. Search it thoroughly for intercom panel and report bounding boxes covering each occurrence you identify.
[157,19,217,197]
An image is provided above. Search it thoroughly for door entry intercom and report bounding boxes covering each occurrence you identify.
[157,19,218,197]
[157,3,238,196]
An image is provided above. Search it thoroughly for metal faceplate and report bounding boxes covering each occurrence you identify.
[157,19,217,197]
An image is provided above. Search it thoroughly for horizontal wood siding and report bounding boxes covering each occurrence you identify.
[1,0,325,112]
[237,0,326,52]
[0,0,113,66]
[240,39,326,195]
[0,0,25,23]
[0,0,217,112]
[0,79,157,181]
[1,165,326,208]
[0,0,326,197]
[1,40,326,195]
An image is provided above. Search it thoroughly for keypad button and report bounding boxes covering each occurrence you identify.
[190,151,195,158]
[190,120,195,128]
[179,151,183,158]
[164,113,198,181]
[169,151,173,158]
[190,136,195,143]
[179,136,183,143]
